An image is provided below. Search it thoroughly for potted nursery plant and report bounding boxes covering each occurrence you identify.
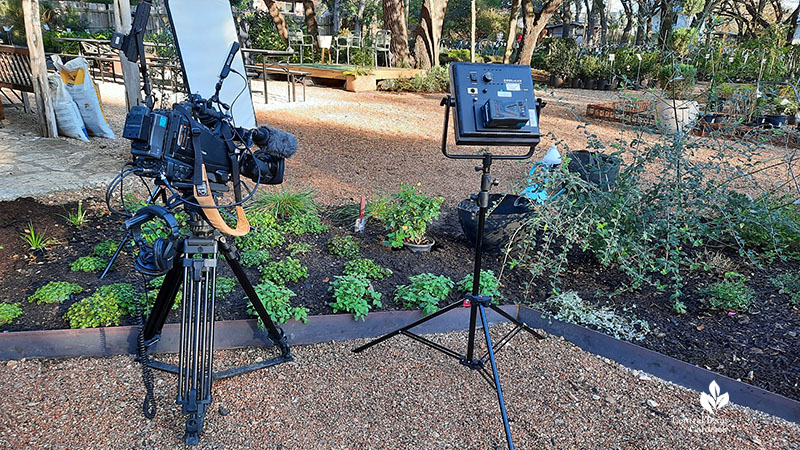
[655,63,699,133]
[343,66,376,92]
[597,62,612,90]
[544,38,578,88]
[763,97,789,128]
[383,184,444,253]
[580,55,600,90]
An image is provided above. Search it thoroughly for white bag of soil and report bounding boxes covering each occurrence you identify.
[51,55,115,139]
[47,73,89,142]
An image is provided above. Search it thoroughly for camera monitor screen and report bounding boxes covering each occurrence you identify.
[165,0,257,129]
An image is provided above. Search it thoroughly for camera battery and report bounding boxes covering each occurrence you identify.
[483,99,529,128]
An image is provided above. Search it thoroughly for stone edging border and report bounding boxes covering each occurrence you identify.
[1,305,797,423]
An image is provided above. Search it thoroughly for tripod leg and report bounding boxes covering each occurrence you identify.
[217,237,290,357]
[352,298,466,353]
[142,261,183,342]
[479,304,515,450]
[487,304,545,340]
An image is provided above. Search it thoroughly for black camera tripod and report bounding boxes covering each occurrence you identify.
[137,211,292,445]
[354,107,545,448]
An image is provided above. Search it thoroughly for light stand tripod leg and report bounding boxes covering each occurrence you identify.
[479,303,515,450]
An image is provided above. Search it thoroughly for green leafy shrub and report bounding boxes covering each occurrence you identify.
[249,186,318,220]
[379,66,449,92]
[249,280,308,326]
[0,303,22,326]
[70,256,108,273]
[659,63,697,99]
[64,284,138,329]
[771,273,800,306]
[383,184,444,247]
[261,257,308,285]
[239,249,271,268]
[545,291,650,341]
[287,242,312,256]
[236,211,285,250]
[457,270,503,303]
[343,258,392,280]
[702,273,755,312]
[27,281,83,305]
[216,277,236,300]
[542,37,579,78]
[92,240,120,258]
[329,275,382,321]
[283,212,328,235]
[395,273,454,315]
[327,235,360,259]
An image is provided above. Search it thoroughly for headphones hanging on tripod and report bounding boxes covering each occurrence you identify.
[127,206,181,276]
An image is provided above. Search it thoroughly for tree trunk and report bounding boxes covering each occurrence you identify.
[561,1,572,38]
[413,0,448,69]
[517,0,564,65]
[113,0,141,110]
[333,0,342,34]
[22,0,56,138]
[263,0,289,40]
[383,0,413,66]
[583,0,595,47]
[658,0,674,50]
[355,0,367,34]
[598,0,607,45]
[302,0,319,51]
[786,3,800,45]
[620,0,634,45]
[635,0,648,45]
[503,0,521,63]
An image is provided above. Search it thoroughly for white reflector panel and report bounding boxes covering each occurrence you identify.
[165,0,256,128]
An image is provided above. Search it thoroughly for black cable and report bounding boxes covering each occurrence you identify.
[136,271,157,419]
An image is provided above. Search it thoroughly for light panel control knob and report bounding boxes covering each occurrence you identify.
[483,72,493,82]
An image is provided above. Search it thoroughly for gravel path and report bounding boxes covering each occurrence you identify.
[1,325,798,449]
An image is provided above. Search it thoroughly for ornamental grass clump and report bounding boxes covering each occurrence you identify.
[383,184,443,247]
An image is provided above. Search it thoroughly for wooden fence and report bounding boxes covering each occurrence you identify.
[51,0,171,36]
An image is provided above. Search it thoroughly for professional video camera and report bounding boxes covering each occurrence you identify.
[123,93,293,188]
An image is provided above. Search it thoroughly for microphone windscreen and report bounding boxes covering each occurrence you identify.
[254,125,297,159]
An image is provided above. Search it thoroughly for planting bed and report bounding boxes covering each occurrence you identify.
[1,194,799,405]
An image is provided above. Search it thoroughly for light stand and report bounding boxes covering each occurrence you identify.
[354,63,546,449]
[133,208,292,445]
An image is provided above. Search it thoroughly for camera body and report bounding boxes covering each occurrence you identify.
[122,95,285,188]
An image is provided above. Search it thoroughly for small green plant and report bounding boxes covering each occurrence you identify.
[20,221,59,250]
[287,242,312,256]
[64,284,138,329]
[282,212,328,235]
[261,257,308,285]
[27,281,83,305]
[250,280,308,326]
[771,273,800,306]
[545,291,650,341]
[215,277,236,300]
[70,255,108,273]
[329,275,382,321]
[457,270,503,303]
[92,240,120,258]
[673,300,687,315]
[702,273,755,312]
[236,211,285,250]
[239,249,271,268]
[59,200,89,228]
[343,258,392,280]
[383,184,443,247]
[249,186,318,220]
[0,303,22,326]
[395,273,454,315]
[327,235,360,259]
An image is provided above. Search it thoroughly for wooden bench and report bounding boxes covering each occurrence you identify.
[0,45,34,120]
